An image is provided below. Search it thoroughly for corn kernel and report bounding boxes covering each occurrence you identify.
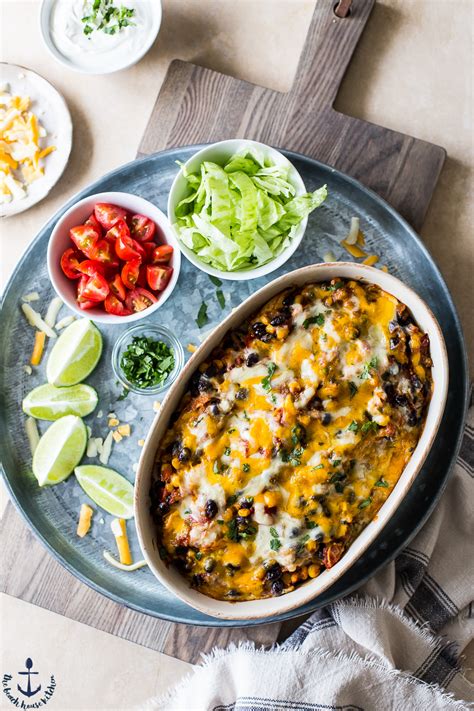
[276,326,289,339]
[187,343,197,353]
[261,315,269,325]
[152,400,161,412]
[238,508,251,517]
[282,572,292,585]
[300,566,308,581]
[263,490,280,508]
[289,381,300,394]
[308,564,320,578]
[266,324,275,334]
[170,474,180,488]
[306,539,316,552]
[171,457,181,469]
[117,424,130,436]
[138,439,145,447]
[299,415,310,426]
[108,417,119,427]
[222,509,233,522]
[291,573,299,584]
[112,431,123,443]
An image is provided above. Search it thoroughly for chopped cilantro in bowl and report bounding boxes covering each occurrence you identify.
[111,324,184,396]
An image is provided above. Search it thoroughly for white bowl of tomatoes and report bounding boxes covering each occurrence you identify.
[47,192,181,324]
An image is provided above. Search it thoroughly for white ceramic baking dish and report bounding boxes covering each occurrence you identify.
[134,263,448,620]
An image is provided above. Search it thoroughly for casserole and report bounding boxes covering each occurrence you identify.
[135,263,448,620]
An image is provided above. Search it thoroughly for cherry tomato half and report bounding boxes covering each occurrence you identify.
[121,259,141,289]
[89,239,118,265]
[77,259,106,276]
[115,233,142,262]
[147,265,173,292]
[70,224,99,257]
[85,212,103,236]
[80,272,110,302]
[152,244,174,264]
[130,214,156,242]
[104,294,132,316]
[106,218,130,243]
[60,248,83,279]
[125,287,157,313]
[94,203,128,230]
[109,274,127,301]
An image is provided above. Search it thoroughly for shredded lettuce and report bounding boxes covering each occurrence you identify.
[173,149,327,272]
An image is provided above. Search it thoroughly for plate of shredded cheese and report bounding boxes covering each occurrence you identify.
[0,63,72,217]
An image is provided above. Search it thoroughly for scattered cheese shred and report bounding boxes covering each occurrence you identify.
[99,431,113,465]
[345,217,360,245]
[108,417,119,427]
[0,87,56,205]
[380,265,389,273]
[77,504,93,538]
[138,439,145,447]
[23,364,32,375]
[44,296,63,328]
[356,230,365,246]
[86,438,98,458]
[112,431,123,443]
[363,254,379,266]
[103,551,147,571]
[25,417,40,455]
[30,330,46,365]
[111,518,132,565]
[187,343,197,353]
[117,424,130,437]
[152,401,161,412]
[341,240,367,259]
[323,250,337,262]
[22,292,40,302]
[55,315,75,330]
[21,303,56,338]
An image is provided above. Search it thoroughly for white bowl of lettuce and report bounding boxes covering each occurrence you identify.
[167,139,327,281]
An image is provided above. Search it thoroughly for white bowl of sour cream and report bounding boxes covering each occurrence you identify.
[39,0,161,74]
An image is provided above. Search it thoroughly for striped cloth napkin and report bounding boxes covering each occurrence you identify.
[144,394,474,710]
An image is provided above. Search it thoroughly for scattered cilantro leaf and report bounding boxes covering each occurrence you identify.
[216,288,225,309]
[261,361,277,391]
[349,381,358,399]
[358,497,372,509]
[242,463,250,473]
[361,421,380,434]
[361,356,379,380]
[348,421,359,433]
[208,275,222,287]
[196,301,209,328]
[303,313,324,329]
[375,478,389,487]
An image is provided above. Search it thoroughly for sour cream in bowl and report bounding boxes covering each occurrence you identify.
[40,0,161,74]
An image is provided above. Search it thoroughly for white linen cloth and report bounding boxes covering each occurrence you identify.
[143,395,474,711]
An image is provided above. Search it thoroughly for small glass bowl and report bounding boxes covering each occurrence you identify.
[111,324,185,397]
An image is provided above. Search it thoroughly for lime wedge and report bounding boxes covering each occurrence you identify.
[32,415,87,486]
[74,465,134,519]
[23,383,98,420]
[46,319,102,386]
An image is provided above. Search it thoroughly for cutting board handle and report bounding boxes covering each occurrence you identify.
[291,0,374,108]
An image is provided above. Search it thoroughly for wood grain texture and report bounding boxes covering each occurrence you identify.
[139,0,445,232]
[2,0,446,663]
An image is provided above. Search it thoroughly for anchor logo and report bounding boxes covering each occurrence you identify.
[17,658,41,698]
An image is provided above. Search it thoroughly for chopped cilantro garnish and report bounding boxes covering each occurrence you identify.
[312,463,324,470]
[331,459,342,467]
[195,551,202,560]
[348,421,359,432]
[81,0,135,37]
[361,356,379,380]
[305,519,317,529]
[224,447,231,456]
[269,527,279,538]
[217,519,224,525]
[227,427,236,434]
[375,478,389,487]
[358,497,372,509]
[261,362,277,391]
[361,421,380,434]
[270,538,282,551]
[120,336,174,389]
[227,518,239,541]
[213,460,221,474]
[216,288,225,309]
[242,463,250,473]
[303,313,324,329]
[196,301,209,328]
[184,509,191,514]
[349,381,358,399]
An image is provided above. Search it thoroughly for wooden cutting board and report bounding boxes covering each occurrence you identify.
[1,0,446,663]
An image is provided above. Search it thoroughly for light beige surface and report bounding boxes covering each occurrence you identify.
[0,0,473,708]
[0,594,192,709]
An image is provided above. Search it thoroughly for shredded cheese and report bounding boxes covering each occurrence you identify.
[25,417,40,455]
[77,504,93,537]
[21,303,56,338]
[103,550,147,571]
[30,330,46,365]
[111,518,132,565]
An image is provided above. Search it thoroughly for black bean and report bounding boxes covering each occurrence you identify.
[210,403,220,416]
[204,558,215,573]
[270,313,287,326]
[158,501,170,515]
[193,574,205,586]
[389,337,400,349]
[239,498,253,509]
[261,332,275,343]
[290,527,301,538]
[394,393,408,408]
[251,321,267,338]
[271,579,284,595]
[282,290,297,307]
[236,387,249,401]
[178,447,191,463]
[204,499,218,519]
[322,412,332,425]
[265,562,282,581]
[228,589,240,598]
[407,410,418,427]
[388,320,398,333]
[170,441,182,457]
[246,352,260,367]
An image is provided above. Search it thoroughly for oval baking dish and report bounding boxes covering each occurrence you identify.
[134,263,448,620]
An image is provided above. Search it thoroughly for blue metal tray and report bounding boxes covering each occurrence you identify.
[0,146,469,626]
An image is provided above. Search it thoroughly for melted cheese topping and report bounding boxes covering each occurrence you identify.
[152,279,432,601]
